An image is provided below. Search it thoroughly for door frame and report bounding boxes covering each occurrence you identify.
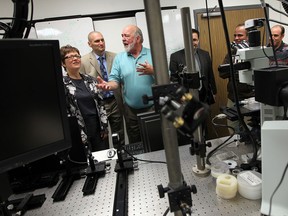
[193,4,265,51]
[193,4,267,139]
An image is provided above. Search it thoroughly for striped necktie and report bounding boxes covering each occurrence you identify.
[99,56,113,98]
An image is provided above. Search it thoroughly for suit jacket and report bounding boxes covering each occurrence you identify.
[80,51,124,114]
[169,48,217,101]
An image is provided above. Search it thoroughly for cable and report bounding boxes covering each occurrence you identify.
[269,18,288,27]
[217,0,248,132]
[205,125,235,165]
[209,112,220,138]
[0,17,27,20]
[163,207,170,216]
[206,138,235,165]
[23,0,34,38]
[123,148,167,165]
[218,0,259,166]
[261,1,279,67]
[211,114,235,136]
[67,155,88,165]
[260,21,288,64]
[208,114,236,163]
[268,161,288,215]
[267,3,288,18]
[204,0,214,63]
[0,21,11,33]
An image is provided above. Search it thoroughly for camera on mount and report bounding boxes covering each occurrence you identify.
[245,18,265,47]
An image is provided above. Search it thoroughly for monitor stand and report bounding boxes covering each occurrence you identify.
[0,173,45,216]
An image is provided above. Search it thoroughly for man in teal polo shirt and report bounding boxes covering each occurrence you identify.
[97,25,155,143]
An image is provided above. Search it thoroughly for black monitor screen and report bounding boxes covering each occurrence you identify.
[0,39,71,174]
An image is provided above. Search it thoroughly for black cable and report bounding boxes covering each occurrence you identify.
[217,1,245,124]
[260,21,286,69]
[206,116,236,165]
[268,161,288,216]
[67,155,88,165]
[206,137,235,165]
[211,115,236,134]
[269,18,288,27]
[204,0,214,63]
[209,113,220,138]
[23,0,34,38]
[218,0,258,164]
[0,22,11,32]
[123,148,167,164]
[203,1,220,140]
[267,3,288,18]
[163,207,170,216]
[261,2,279,67]
[0,17,26,20]
[261,21,288,62]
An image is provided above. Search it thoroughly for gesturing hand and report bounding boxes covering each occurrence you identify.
[136,60,154,76]
[96,76,111,90]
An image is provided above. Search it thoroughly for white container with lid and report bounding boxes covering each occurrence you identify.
[237,170,262,200]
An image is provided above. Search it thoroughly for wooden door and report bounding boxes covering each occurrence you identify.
[194,5,265,139]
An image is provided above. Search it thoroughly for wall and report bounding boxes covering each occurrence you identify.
[0,0,283,19]
[1,0,287,40]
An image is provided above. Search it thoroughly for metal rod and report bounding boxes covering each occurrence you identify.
[143,1,183,215]
[143,0,170,85]
[181,7,207,172]
[181,7,197,75]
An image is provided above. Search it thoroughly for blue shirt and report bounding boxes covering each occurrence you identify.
[109,47,154,109]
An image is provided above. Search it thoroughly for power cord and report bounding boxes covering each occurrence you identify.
[211,113,236,135]
[268,161,288,215]
[206,113,236,165]
[218,0,259,165]
[123,147,167,165]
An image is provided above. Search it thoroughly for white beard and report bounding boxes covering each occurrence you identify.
[124,37,137,52]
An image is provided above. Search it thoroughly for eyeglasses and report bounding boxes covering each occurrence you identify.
[64,54,81,60]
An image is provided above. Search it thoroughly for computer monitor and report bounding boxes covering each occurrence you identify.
[137,111,164,152]
[0,39,71,200]
[137,111,191,152]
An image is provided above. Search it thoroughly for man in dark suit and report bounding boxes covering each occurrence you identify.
[169,28,217,142]
[169,28,217,105]
[81,31,125,145]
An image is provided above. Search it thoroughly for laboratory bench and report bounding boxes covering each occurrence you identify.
[8,136,261,216]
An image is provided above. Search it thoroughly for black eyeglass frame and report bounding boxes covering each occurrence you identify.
[64,54,81,60]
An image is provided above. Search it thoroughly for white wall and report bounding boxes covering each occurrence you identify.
[1,0,288,41]
[0,1,285,20]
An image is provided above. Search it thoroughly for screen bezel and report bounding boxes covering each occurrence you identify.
[0,39,71,174]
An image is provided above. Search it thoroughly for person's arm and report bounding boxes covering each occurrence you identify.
[169,53,181,82]
[96,76,119,90]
